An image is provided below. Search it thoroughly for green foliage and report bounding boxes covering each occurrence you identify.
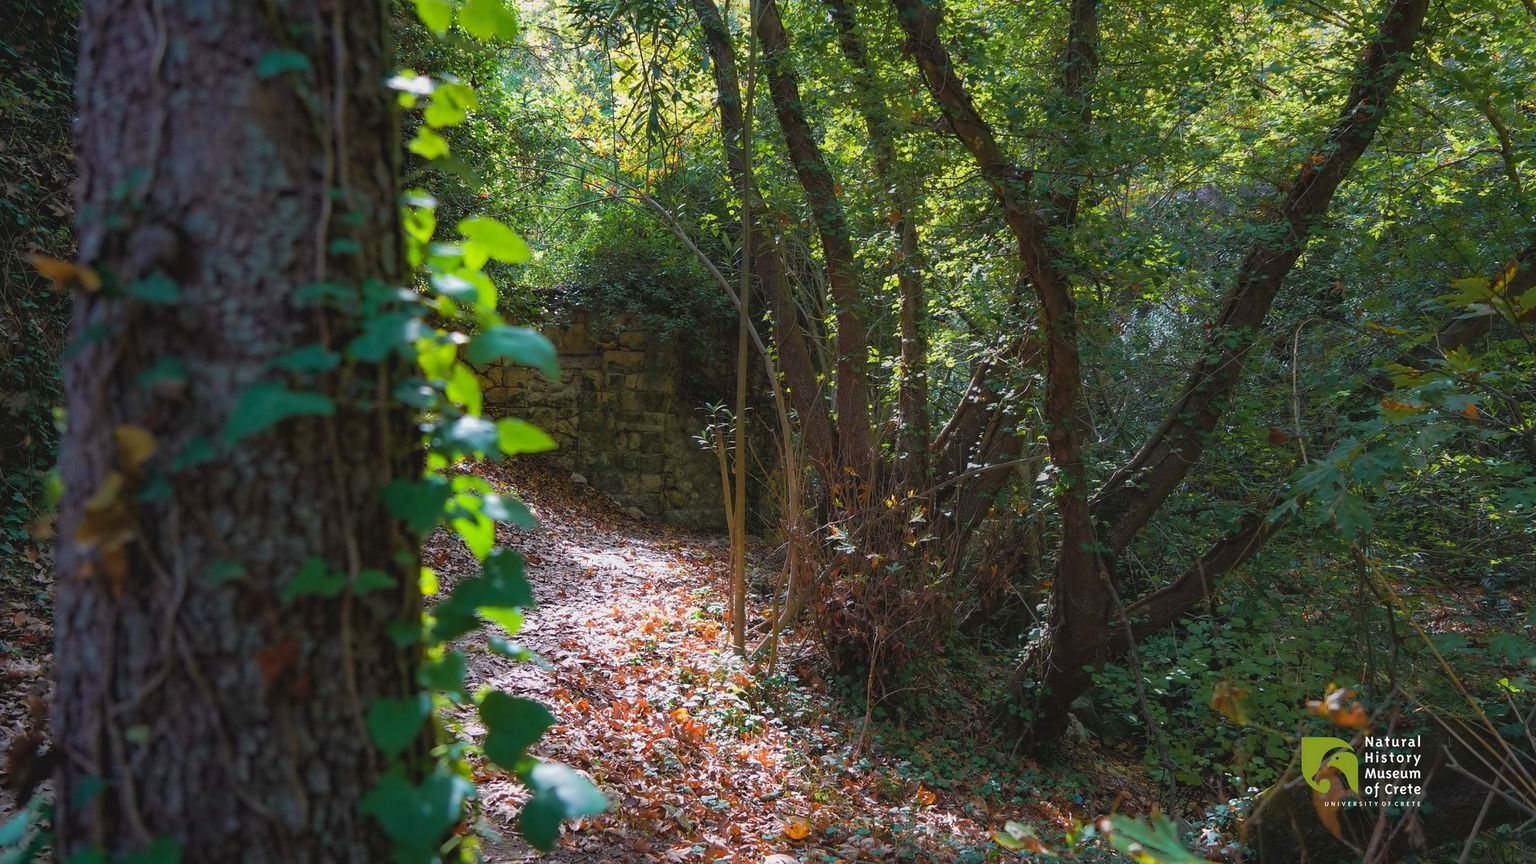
[282,557,348,602]
[360,767,474,862]
[1099,812,1209,864]
[531,202,732,338]
[518,762,609,851]
[0,0,75,567]
[480,692,556,767]
[368,693,434,760]
[333,6,610,859]
[1091,559,1371,793]
[220,382,335,444]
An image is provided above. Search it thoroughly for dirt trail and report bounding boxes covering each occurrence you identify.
[439,462,1029,863]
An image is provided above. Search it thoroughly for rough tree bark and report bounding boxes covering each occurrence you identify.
[687,0,837,477]
[759,0,876,486]
[54,2,417,858]
[890,0,1104,747]
[821,0,930,486]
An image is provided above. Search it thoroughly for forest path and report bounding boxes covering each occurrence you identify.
[433,461,1030,863]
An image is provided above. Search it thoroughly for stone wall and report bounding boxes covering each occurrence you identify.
[479,313,727,531]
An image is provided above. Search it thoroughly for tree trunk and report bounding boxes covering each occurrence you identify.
[1090,0,1432,555]
[890,0,1105,749]
[821,0,929,486]
[687,0,837,478]
[759,0,875,486]
[55,2,416,859]
[1013,0,1428,750]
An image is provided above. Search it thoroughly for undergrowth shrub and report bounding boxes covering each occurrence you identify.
[1091,556,1386,796]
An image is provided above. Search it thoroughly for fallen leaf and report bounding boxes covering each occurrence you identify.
[782,817,810,841]
[115,425,157,475]
[30,254,102,292]
[1211,679,1251,726]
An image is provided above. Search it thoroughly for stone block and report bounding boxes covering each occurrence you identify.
[602,349,648,369]
[663,507,726,532]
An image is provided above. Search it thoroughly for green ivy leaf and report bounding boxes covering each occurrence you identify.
[429,272,476,302]
[387,619,424,647]
[432,548,531,641]
[360,766,471,858]
[367,693,432,759]
[482,547,535,606]
[479,691,555,769]
[283,557,346,602]
[467,326,558,378]
[410,0,455,34]
[497,418,557,456]
[424,83,477,128]
[458,216,530,266]
[518,761,607,851]
[419,650,468,697]
[384,477,453,535]
[408,127,449,161]
[446,364,483,415]
[404,207,436,247]
[433,415,499,458]
[480,606,524,635]
[459,0,519,40]
[271,345,340,373]
[221,382,334,444]
[293,281,353,307]
[481,492,537,528]
[452,511,495,559]
[124,273,181,304]
[355,568,396,594]
[255,50,310,78]
[348,312,425,362]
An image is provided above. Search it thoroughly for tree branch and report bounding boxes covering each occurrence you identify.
[1092,0,1432,555]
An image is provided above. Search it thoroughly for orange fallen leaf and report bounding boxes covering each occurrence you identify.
[115,425,156,475]
[30,254,102,292]
[1211,679,1251,726]
[782,817,810,840]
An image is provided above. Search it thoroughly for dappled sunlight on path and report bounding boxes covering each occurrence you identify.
[428,461,1047,864]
